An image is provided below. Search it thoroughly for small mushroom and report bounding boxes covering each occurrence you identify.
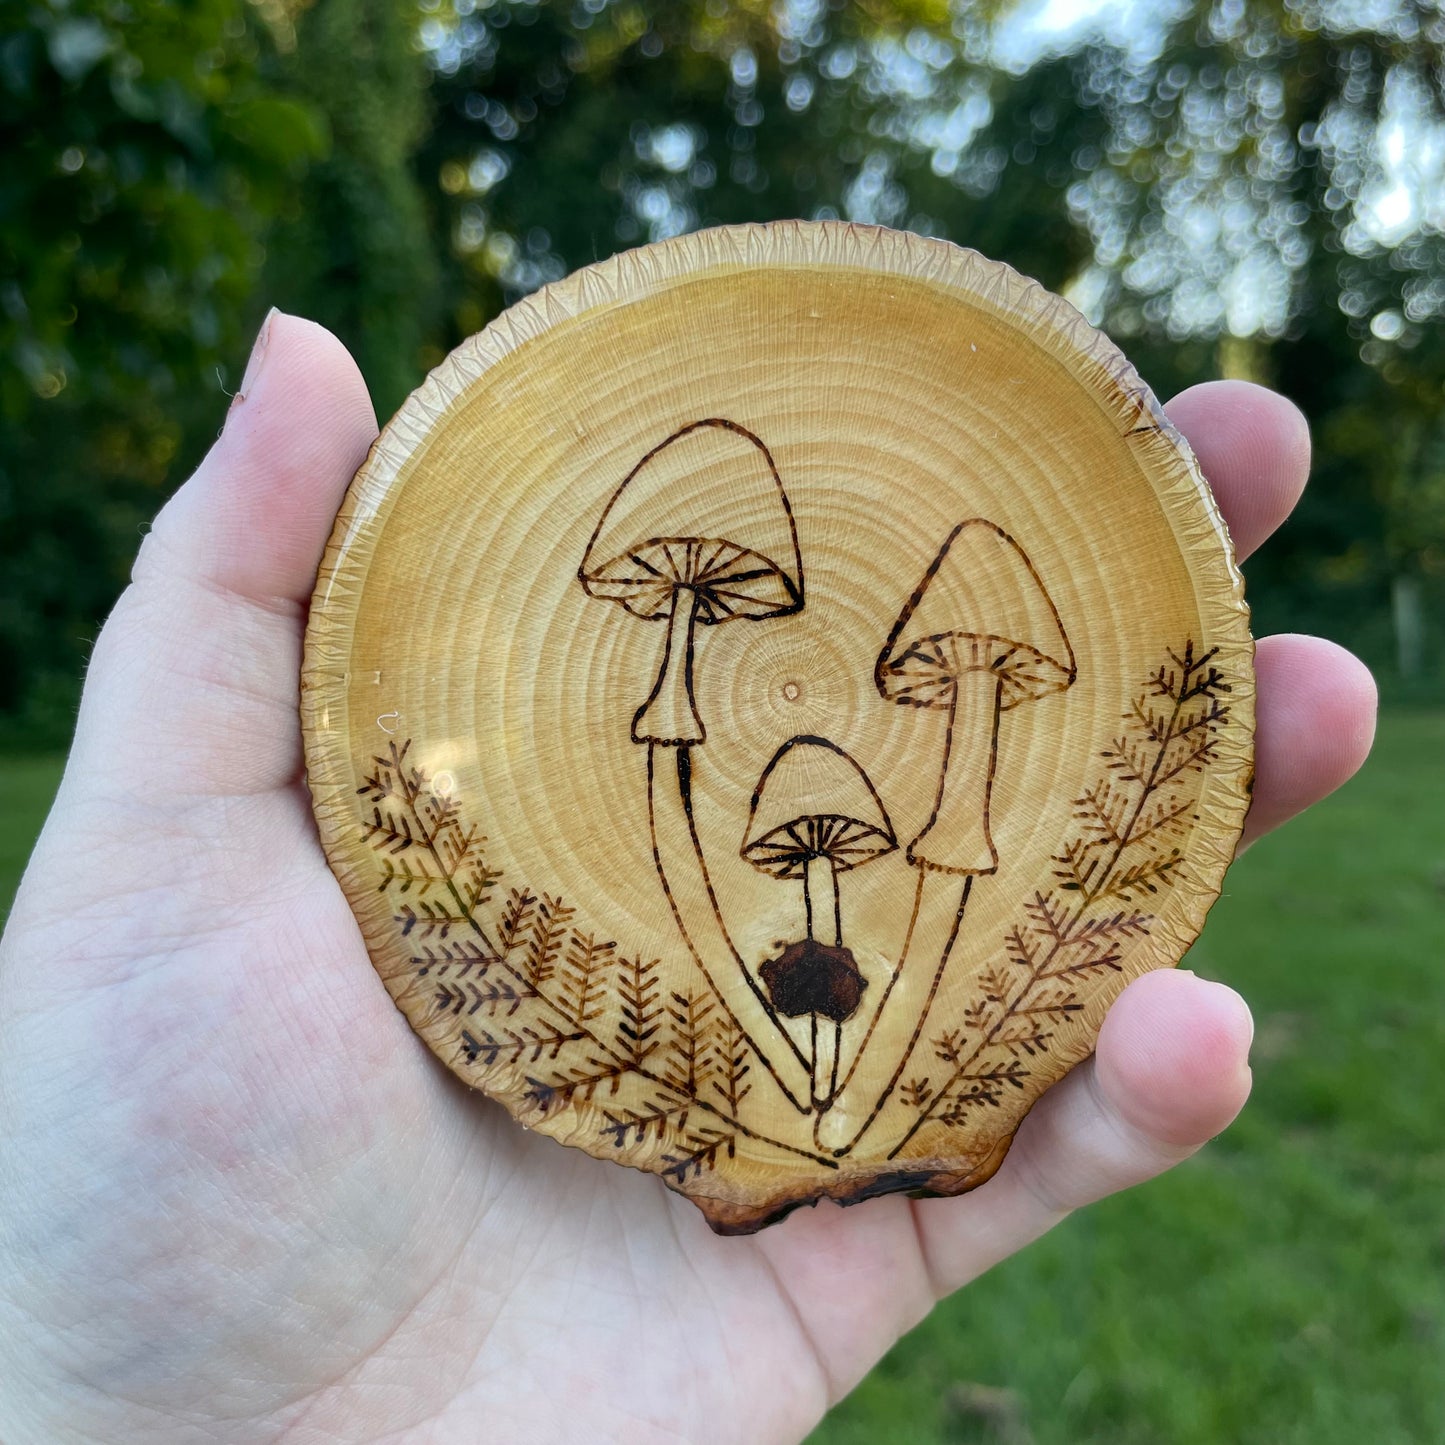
[742,735,896,1109]
[579,418,803,745]
[876,519,1074,875]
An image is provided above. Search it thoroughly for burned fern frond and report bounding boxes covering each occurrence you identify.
[410,939,497,979]
[393,899,470,940]
[1010,986,1085,1022]
[1024,891,1070,943]
[376,856,442,895]
[600,1096,693,1149]
[1005,925,1039,969]
[660,1128,732,1182]
[1102,734,1153,784]
[357,740,410,802]
[934,1029,966,1066]
[889,641,1231,1158]
[523,894,573,986]
[1073,780,1129,847]
[560,932,616,1025]
[1047,946,1123,979]
[978,965,1012,1002]
[423,793,462,846]
[434,978,538,1018]
[459,1023,584,1067]
[364,806,414,855]
[962,997,996,1031]
[495,888,536,956]
[1050,839,1100,894]
[1098,851,1185,903]
[1066,910,1152,946]
[711,1018,752,1115]
[525,1061,637,1116]
[614,954,663,1068]
[1123,793,1196,849]
[664,990,717,1098]
[994,1025,1055,1058]
[939,1082,1008,1122]
[463,858,503,912]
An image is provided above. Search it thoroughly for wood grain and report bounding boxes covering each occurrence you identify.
[301,221,1254,1234]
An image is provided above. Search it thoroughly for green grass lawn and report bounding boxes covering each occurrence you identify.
[2,719,1441,1444]
[0,753,64,924]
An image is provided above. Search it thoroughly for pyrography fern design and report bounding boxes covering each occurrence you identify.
[887,642,1232,1158]
[358,740,833,1177]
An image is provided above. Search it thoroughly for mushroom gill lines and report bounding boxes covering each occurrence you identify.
[578,418,805,750]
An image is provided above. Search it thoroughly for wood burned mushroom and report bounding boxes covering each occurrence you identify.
[876,519,1075,874]
[820,521,1075,1156]
[578,418,804,745]
[578,419,815,1110]
[742,735,897,1111]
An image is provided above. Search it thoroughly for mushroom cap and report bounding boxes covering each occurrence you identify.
[579,418,804,624]
[875,519,1075,711]
[741,735,897,879]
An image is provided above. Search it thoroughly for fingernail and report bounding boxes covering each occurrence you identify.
[233,308,278,407]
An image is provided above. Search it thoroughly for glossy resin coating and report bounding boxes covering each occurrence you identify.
[302,222,1253,1234]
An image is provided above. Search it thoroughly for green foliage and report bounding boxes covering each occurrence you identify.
[0,0,326,742]
[0,752,65,919]
[418,0,1096,332]
[3,0,1444,742]
[262,0,442,413]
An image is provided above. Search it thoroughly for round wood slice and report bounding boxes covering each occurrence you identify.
[302,222,1254,1234]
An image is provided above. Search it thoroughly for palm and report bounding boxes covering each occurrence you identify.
[27,776,906,1436]
[0,316,1373,1444]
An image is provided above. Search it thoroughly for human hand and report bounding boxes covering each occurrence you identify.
[0,313,1376,1443]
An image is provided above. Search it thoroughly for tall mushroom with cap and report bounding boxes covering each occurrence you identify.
[579,418,804,745]
[876,518,1075,874]
[577,419,814,1111]
[741,735,897,1111]
[819,520,1075,1156]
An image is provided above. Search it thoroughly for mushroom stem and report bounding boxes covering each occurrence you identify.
[801,855,845,1110]
[646,745,812,1109]
[815,873,974,1154]
[632,587,705,745]
[907,669,1004,875]
[800,854,842,944]
[811,1015,837,1113]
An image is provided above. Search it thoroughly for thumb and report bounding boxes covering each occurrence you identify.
[69,311,378,797]
[146,310,379,606]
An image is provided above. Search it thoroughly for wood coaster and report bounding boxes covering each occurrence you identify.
[302,222,1253,1234]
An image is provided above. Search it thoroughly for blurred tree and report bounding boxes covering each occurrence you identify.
[416,0,1083,334]
[418,0,1442,688]
[0,0,326,742]
[1031,0,1445,686]
[262,0,442,415]
[4,0,1443,743]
